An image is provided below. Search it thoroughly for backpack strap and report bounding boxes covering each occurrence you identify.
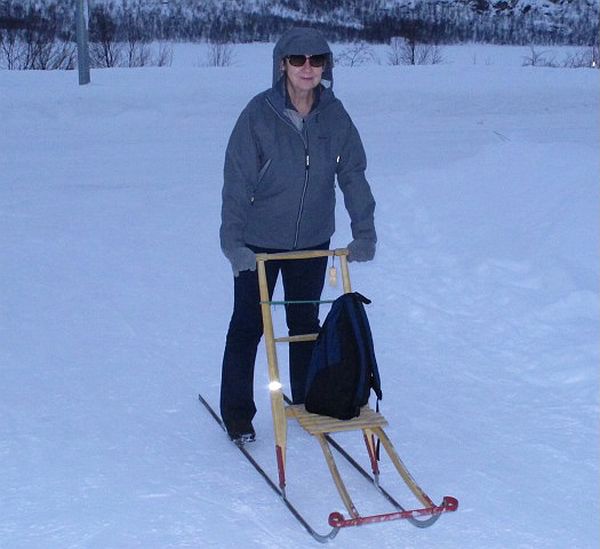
[353,292,372,305]
[353,292,383,460]
[352,293,383,401]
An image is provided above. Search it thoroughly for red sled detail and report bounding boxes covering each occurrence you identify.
[328,496,459,528]
[275,445,286,489]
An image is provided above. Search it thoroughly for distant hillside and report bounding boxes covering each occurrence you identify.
[1,0,598,45]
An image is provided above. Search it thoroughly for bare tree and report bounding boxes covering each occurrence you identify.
[16,13,55,69]
[123,10,151,67]
[126,40,151,67]
[335,42,377,67]
[398,17,422,65]
[387,36,444,66]
[0,28,20,69]
[206,40,233,67]
[387,36,405,66]
[52,40,77,70]
[562,44,600,69]
[89,5,122,68]
[522,46,557,67]
[155,41,173,67]
[416,44,444,65]
[36,38,76,70]
[0,9,75,71]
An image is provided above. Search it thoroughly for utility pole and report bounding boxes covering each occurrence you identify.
[75,0,90,85]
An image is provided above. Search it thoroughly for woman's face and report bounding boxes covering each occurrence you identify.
[283,55,325,93]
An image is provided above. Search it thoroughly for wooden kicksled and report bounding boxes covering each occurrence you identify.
[255,248,458,540]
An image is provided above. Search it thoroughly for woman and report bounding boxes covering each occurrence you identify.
[219,27,376,445]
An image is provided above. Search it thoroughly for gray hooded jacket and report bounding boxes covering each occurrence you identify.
[220,27,376,255]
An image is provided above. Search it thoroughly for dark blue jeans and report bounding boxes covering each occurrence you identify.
[220,242,329,430]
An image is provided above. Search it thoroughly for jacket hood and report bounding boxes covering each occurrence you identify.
[272,27,334,89]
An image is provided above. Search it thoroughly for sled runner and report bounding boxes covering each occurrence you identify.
[255,248,458,539]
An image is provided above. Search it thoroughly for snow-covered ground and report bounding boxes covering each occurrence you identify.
[1,43,598,548]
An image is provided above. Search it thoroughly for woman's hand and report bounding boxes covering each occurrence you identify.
[224,247,257,276]
[347,239,376,262]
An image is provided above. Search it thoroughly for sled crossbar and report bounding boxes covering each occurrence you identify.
[274,334,318,343]
[256,249,348,262]
[261,299,336,305]
[328,496,459,528]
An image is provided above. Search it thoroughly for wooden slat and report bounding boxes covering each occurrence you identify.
[373,426,434,508]
[339,253,352,293]
[316,434,359,518]
[286,405,387,434]
[257,258,287,484]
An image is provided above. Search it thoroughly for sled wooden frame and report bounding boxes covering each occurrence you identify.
[256,248,457,532]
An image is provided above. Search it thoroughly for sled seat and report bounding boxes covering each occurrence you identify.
[286,404,387,435]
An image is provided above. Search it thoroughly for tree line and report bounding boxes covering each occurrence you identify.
[1,0,598,70]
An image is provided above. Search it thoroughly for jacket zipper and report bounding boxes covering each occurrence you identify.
[293,142,310,249]
[266,98,311,249]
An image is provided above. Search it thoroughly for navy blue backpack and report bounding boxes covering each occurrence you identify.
[305,292,382,420]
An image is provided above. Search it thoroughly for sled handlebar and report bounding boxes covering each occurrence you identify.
[255,248,348,262]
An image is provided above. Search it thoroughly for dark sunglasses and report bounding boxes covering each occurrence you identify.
[286,54,327,68]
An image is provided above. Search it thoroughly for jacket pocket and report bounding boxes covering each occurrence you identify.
[251,158,272,204]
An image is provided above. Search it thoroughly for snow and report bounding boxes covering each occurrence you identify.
[1,43,598,548]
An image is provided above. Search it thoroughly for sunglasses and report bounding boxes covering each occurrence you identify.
[286,54,327,68]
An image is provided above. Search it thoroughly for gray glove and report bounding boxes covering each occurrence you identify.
[224,246,256,277]
[347,239,376,262]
